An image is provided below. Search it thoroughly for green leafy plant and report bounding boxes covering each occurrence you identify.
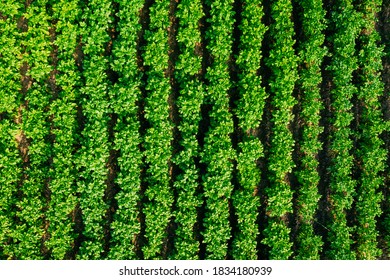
[0,1,23,259]
[262,0,298,260]
[293,0,327,260]
[170,0,204,260]
[200,0,236,260]
[325,0,361,260]
[354,0,388,260]
[107,0,144,260]
[232,0,268,260]
[142,0,174,260]
[76,0,112,260]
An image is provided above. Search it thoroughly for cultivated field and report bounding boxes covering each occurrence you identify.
[0,0,389,259]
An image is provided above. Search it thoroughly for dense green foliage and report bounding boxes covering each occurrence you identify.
[200,0,236,260]
[262,0,298,259]
[46,0,80,259]
[11,0,53,259]
[171,0,204,260]
[0,0,388,260]
[76,0,113,259]
[354,0,388,260]
[293,0,326,260]
[142,0,174,260]
[107,0,143,260]
[325,0,360,260]
[0,1,23,259]
[232,0,267,260]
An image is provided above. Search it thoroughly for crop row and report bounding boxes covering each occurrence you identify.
[262,0,298,259]
[44,0,81,259]
[232,0,267,260]
[13,0,53,259]
[76,0,112,259]
[325,0,361,260]
[142,0,174,260]
[107,0,144,260]
[0,1,23,259]
[171,0,204,259]
[354,0,388,259]
[201,0,236,260]
[293,0,327,260]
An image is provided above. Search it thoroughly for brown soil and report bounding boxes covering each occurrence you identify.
[17,16,28,32]
[15,130,29,163]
